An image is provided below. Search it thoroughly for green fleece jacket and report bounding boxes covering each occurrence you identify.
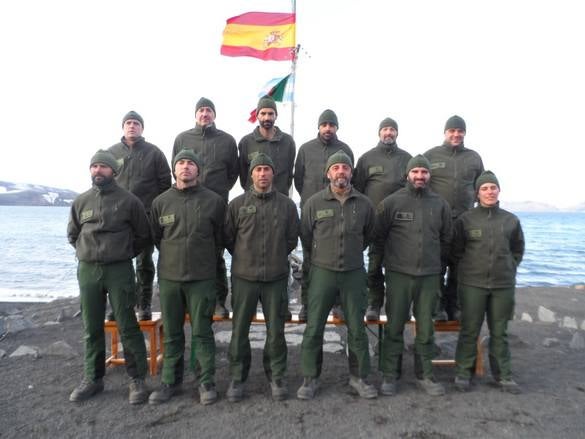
[67,181,151,264]
[294,135,354,207]
[353,142,412,208]
[224,188,299,282]
[424,143,484,218]
[238,126,296,196]
[172,123,238,202]
[374,183,452,276]
[151,184,226,282]
[452,203,524,289]
[301,186,374,272]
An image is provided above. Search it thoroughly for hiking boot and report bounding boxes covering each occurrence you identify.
[148,383,182,404]
[297,377,319,400]
[199,382,218,405]
[214,304,229,319]
[69,377,104,402]
[497,379,521,394]
[380,377,398,396]
[137,306,152,321]
[416,378,445,396]
[226,380,244,403]
[128,377,149,404]
[298,305,307,322]
[332,304,344,321]
[365,305,380,322]
[454,376,471,392]
[271,378,288,401]
[348,376,378,399]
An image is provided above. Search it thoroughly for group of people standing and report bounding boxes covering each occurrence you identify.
[66,95,524,407]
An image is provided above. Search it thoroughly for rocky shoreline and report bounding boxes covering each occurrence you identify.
[1,287,585,438]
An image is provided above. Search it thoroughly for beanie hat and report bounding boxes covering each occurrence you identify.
[173,148,203,171]
[122,110,144,128]
[325,151,353,173]
[90,149,120,175]
[475,170,500,192]
[249,152,275,174]
[318,109,339,128]
[444,115,466,132]
[256,95,277,116]
[379,117,398,132]
[195,97,216,115]
[406,154,431,174]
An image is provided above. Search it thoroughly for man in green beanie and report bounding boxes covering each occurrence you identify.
[297,151,377,401]
[374,154,452,397]
[452,170,524,394]
[67,150,152,404]
[148,148,226,406]
[354,117,413,321]
[238,95,296,196]
[424,115,484,321]
[108,110,171,321]
[173,97,238,319]
[224,153,299,402]
[294,109,354,321]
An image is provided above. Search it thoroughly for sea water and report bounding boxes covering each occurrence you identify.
[0,206,583,302]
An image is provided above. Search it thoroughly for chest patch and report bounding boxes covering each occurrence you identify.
[430,162,446,170]
[395,211,414,221]
[469,229,482,239]
[160,214,175,225]
[239,205,257,216]
[316,209,334,219]
[80,209,93,222]
[368,165,384,176]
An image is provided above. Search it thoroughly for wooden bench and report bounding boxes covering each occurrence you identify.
[105,312,164,376]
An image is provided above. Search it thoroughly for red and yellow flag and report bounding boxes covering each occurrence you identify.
[220,12,296,61]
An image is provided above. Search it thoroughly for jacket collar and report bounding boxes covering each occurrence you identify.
[194,123,218,136]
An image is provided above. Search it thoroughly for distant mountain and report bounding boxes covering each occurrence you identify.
[0,181,78,206]
[501,200,585,213]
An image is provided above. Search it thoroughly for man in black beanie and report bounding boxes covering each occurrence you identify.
[424,115,484,321]
[109,111,171,321]
[294,109,354,321]
[354,117,412,321]
[173,97,239,319]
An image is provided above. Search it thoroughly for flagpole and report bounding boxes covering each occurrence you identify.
[289,0,298,139]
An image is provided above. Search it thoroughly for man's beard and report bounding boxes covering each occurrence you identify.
[92,174,114,187]
[260,120,274,130]
[332,177,349,189]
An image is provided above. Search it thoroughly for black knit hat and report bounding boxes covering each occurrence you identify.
[256,95,277,116]
[325,151,353,173]
[406,154,431,174]
[173,149,203,171]
[122,110,144,128]
[379,117,398,132]
[444,115,466,132]
[195,97,216,115]
[249,152,275,174]
[90,149,120,175]
[475,170,500,192]
[318,109,339,128]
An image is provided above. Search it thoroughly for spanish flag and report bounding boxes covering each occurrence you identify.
[220,12,296,61]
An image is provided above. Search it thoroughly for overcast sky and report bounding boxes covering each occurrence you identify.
[1,0,583,207]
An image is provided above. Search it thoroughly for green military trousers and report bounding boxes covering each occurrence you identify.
[366,247,385,308]
[159,278,216,385]
[300,266,370,379]
[228,276,288,382]
[135,243,155,309]
[380,271,440,380]
[455,284,515,380]
[77,260,147,380]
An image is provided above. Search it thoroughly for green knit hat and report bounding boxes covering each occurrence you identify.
[249,152,275,174]
[444,115,466,131]
[90,149,120,175]
[318,109,339,128]
[256,95,277,116]
[325,151,353,173]
[475,170,500,192]
[173,148,203,171]
[379,117,398,132]
[122,110,144,128]
[406,154,431,174]
[195,97,216,115]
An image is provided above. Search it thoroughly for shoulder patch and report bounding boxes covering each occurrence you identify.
[247,151,260,162]
[368,165,384,176]
[159,214,175,225]
[116,158,125,168]
[395,211,414,221]
[239,205,257,216]
[469,229,482,239]
[430,162,446,170]
[316,209,334,219]
[80,209,93,222]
